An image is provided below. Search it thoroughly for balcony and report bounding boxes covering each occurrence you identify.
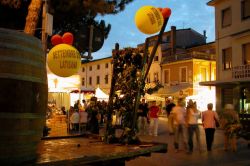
[162,52,215,63]
[232,64,250,79]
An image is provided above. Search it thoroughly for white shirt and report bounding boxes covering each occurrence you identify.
[70,112,80,124]
[172,106,186,125]
[187,108,200,125]
[79,111,88,123]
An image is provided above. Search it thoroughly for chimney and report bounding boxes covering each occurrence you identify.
[171,26,176,57]
[203,30,207,43]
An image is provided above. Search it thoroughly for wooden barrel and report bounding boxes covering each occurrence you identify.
[0,28,47,164]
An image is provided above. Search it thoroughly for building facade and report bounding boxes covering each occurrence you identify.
[80,27,216,109]
[138,26,216,110]
[80,57,112,94]
[201,0,250,112]
[160,42,216,110]
[138,26,208,86]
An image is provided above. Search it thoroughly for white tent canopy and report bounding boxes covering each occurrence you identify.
[95,87,109,101]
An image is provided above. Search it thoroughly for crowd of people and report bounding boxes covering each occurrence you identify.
[51,95,242,154]
[136,97,242,154]
[68,97,108,134]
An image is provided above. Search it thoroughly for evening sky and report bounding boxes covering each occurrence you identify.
[92,0,214,59]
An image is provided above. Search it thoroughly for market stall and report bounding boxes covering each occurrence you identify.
[95,87,109,101]
[47,68,84,136]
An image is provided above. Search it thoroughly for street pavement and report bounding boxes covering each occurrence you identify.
[126,116,250,166]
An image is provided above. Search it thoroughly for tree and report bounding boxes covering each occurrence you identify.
[0,0,134,34]
[0,0,134,53]
[0,0,42,35]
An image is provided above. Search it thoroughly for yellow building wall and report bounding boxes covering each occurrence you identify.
[80,57,112,93]
[162,60,193,84]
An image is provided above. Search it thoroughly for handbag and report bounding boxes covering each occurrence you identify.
[214,114,220,128]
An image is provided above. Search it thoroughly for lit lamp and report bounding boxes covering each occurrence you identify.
[53,78,58,88]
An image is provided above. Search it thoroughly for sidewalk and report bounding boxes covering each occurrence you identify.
[127,117,250,166]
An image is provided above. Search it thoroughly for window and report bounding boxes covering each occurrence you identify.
[180,67,187,83]
[105,63,109,68]
[243,43,250,64]
[222,47,232,70]
[154,72,159,82]
[242,0,250,20]
[212,67,216,80]
[222,88,233,106]
[97,64,100,70]
[89,66,92,71]
[222,7,231,28]
[89,77,92,85]
[82,67,85,72]
[154,56,159,61]
[200,67,207,81]
[105,75,108,84]
[164,70,170,84]
[82,77,85,86]
[96,76,100,84]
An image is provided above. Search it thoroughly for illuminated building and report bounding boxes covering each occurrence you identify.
[201,0,250,113]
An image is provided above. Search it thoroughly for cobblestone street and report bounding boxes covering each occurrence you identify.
[127,117,250,166]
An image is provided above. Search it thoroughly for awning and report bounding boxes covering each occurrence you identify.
[144,94,165,101]
[70,87,95,94]
[157,83,192,96]
[199,79,250,86]
[95,87,109,100]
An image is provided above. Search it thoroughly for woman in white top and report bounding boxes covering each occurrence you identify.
[186,100,201,153]
[172,99,187,152]
[70,110,80,131]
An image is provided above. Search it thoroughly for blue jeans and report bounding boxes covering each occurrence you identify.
[173,124,187,150]
[187,124,201,152]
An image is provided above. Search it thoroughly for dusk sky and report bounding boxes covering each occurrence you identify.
[92,0,215,59]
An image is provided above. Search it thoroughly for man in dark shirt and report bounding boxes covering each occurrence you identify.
[166,99,176,116]
[165,98,175,135]
[137,99,149,135]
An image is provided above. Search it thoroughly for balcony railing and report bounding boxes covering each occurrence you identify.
[162,52,215,63]
[232,64,250,79]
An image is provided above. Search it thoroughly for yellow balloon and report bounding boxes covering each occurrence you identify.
[47,44,81,77]
[135,6,164,35]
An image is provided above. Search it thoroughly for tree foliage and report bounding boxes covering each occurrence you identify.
[0,0,134,53]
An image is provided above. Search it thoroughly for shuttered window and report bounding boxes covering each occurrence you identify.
[222,7,231,28]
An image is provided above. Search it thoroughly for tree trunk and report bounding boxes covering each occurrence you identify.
[24,0,42,35]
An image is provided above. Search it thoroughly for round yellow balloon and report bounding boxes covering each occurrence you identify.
[47,44,81,77]
[135,6,164,35]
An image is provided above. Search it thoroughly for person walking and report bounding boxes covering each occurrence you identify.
[220,104,241,152]
[165,98,176,135]
[85,100,100,134]
[202,103,219,152]
[172,98,187,153]
[148,101,160,136]
[137,99,149,135]
[186,100,201,153]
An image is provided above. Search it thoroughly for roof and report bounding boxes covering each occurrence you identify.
[81,56,112,64]
[186,41,215,49]
[145,28,203,41]
[207,0,224,6]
